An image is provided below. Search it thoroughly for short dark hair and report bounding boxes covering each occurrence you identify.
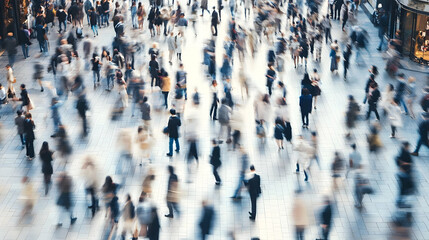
[21,84,26,89]
[250,165,255,171]
[143,96,148,102]
[170,109,176,115]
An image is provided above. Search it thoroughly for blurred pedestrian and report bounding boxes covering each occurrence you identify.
[23,113,36,160]
[121,194,136,239]
[147,207,160,240]
[165,165,180,218]
[210,139,222,185]
[411,113,429,156]
[292,190,309,240]
[3,32,17,67]
[14,110,25,148]
[40,142,54,195]
[166,109,181,157]
[319,198,333,240]
[244,165,261,221]
[56,172,77,227]
[299,88,312,128]
[81,155,99,217]
[199,200,215,240]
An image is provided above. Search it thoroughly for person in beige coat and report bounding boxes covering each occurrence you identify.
[160,70,171,109]
[292,191,310,240]
[137,126,153,165]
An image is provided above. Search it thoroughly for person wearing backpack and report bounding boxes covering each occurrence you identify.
[121,194,136,240]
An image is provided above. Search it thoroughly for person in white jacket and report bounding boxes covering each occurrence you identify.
[293,135,314,182]
[387,99,403,138]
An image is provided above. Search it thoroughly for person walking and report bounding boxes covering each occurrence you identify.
[165,165,180,218]
[299,88,312,128]
[121,194,136,240]
[160,70,171,109]
[294,135,313,181]
[166,109,181,157]
[293,190,309,240]
[366,82,381,121]
[231,146,249,200]
[209,139,222,185]
[57,7,68,32]
[340,1,349,31]
[167,32,176,64]
[334,0,343,20]
[39,142,54,195]
[76,95,90,137]
[411,113,429,156]
[140,96,151,133]
[81,156,99,217]
[15,110,25,148]
[376,9,388,51]
[319,198,333,240]
[211,7,219,36]
[266,64,276,96]
[343,44,352,80]
[200,0,210,16]
[244,165,261,221]
[199,200,215,240]
[3,32,17,67]
[387,99,403,138]
[56,172,77,227]
[147,207,160,240]
[23,113,35,160]
[89,8,99,37]
[18,25,31,59]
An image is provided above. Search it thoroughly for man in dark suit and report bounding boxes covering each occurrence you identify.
[211,7,219,36]
[167,109,181,157]
[244,165,261,221]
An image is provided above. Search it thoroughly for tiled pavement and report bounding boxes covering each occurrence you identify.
[0,1,429,240]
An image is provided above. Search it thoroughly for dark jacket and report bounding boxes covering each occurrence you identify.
[147,209,160,240]
[23,119,35,141]
[299,95,313,114]
[199,205,215,234]
[19,89,30,106]
[245,173,261,197]
[320,203,333,226]
[210,146,221,167]
[418,119,429,144]
[141,102,151,120]
[90,11,98,26]
[368,89,381,105]
[76,97,89,116]
[211,11,219,25]
[3,36,17,55]
[167,115,181,138]
[40,150,54,175]
[57,10,68,22]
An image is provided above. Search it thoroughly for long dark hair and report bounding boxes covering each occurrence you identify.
[39,141,50,155]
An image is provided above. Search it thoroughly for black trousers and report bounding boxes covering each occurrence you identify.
[19,134,25,145]
[80,113,88,136]
[366,104,380,120]
[213,165,221,182]
[301,112,309,126]
[162,91,169,109]
[334,5,341,19]
[26,139,35,158]
[329,4,334,18]
[210,101,218,119]
[250,194,257,219]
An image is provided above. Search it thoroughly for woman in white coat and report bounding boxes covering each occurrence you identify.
[387,99,403,138]
[293,135,313,182]
[175,32,183,61]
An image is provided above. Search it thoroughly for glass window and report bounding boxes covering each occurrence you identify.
[414,15,429,62]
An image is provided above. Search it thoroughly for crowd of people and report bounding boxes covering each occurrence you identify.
[0,0,428,239]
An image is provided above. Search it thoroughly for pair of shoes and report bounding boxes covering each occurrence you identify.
[164,214,173,218]
[175,149,180,153]
[215,181,221,185]
[376,48,381,51]
[410,152,418,156]
[166,153,173,157]
[57,223,63,227]
[71,217,77,224]
[304,178,308,182]
[249,216,255,221]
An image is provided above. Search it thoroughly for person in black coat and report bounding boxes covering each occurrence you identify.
[3,32,17,67]
[199,201,215,240]
[23,113,36,160]
[209,140,222,185]
[396,164,415,208]
[299,88,312,128]
[211,7,219,36]
[166,109,181,157]
[320,198,333,240]
[411,113,429,156]
[16,84,30,112]
[244,165,261,221]
[39,141,54,195]
[396,141,413,168]
[334,0,343,20]
[147,207,160,240]
[366,82,381,121]
[149,55,159,87]
[76,95,90,137]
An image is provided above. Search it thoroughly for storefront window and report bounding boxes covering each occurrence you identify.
[414,15,429,62]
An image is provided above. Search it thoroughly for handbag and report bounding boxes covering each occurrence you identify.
[28,100,35,110]
[12,78,17,83]
[163,126,169,135]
